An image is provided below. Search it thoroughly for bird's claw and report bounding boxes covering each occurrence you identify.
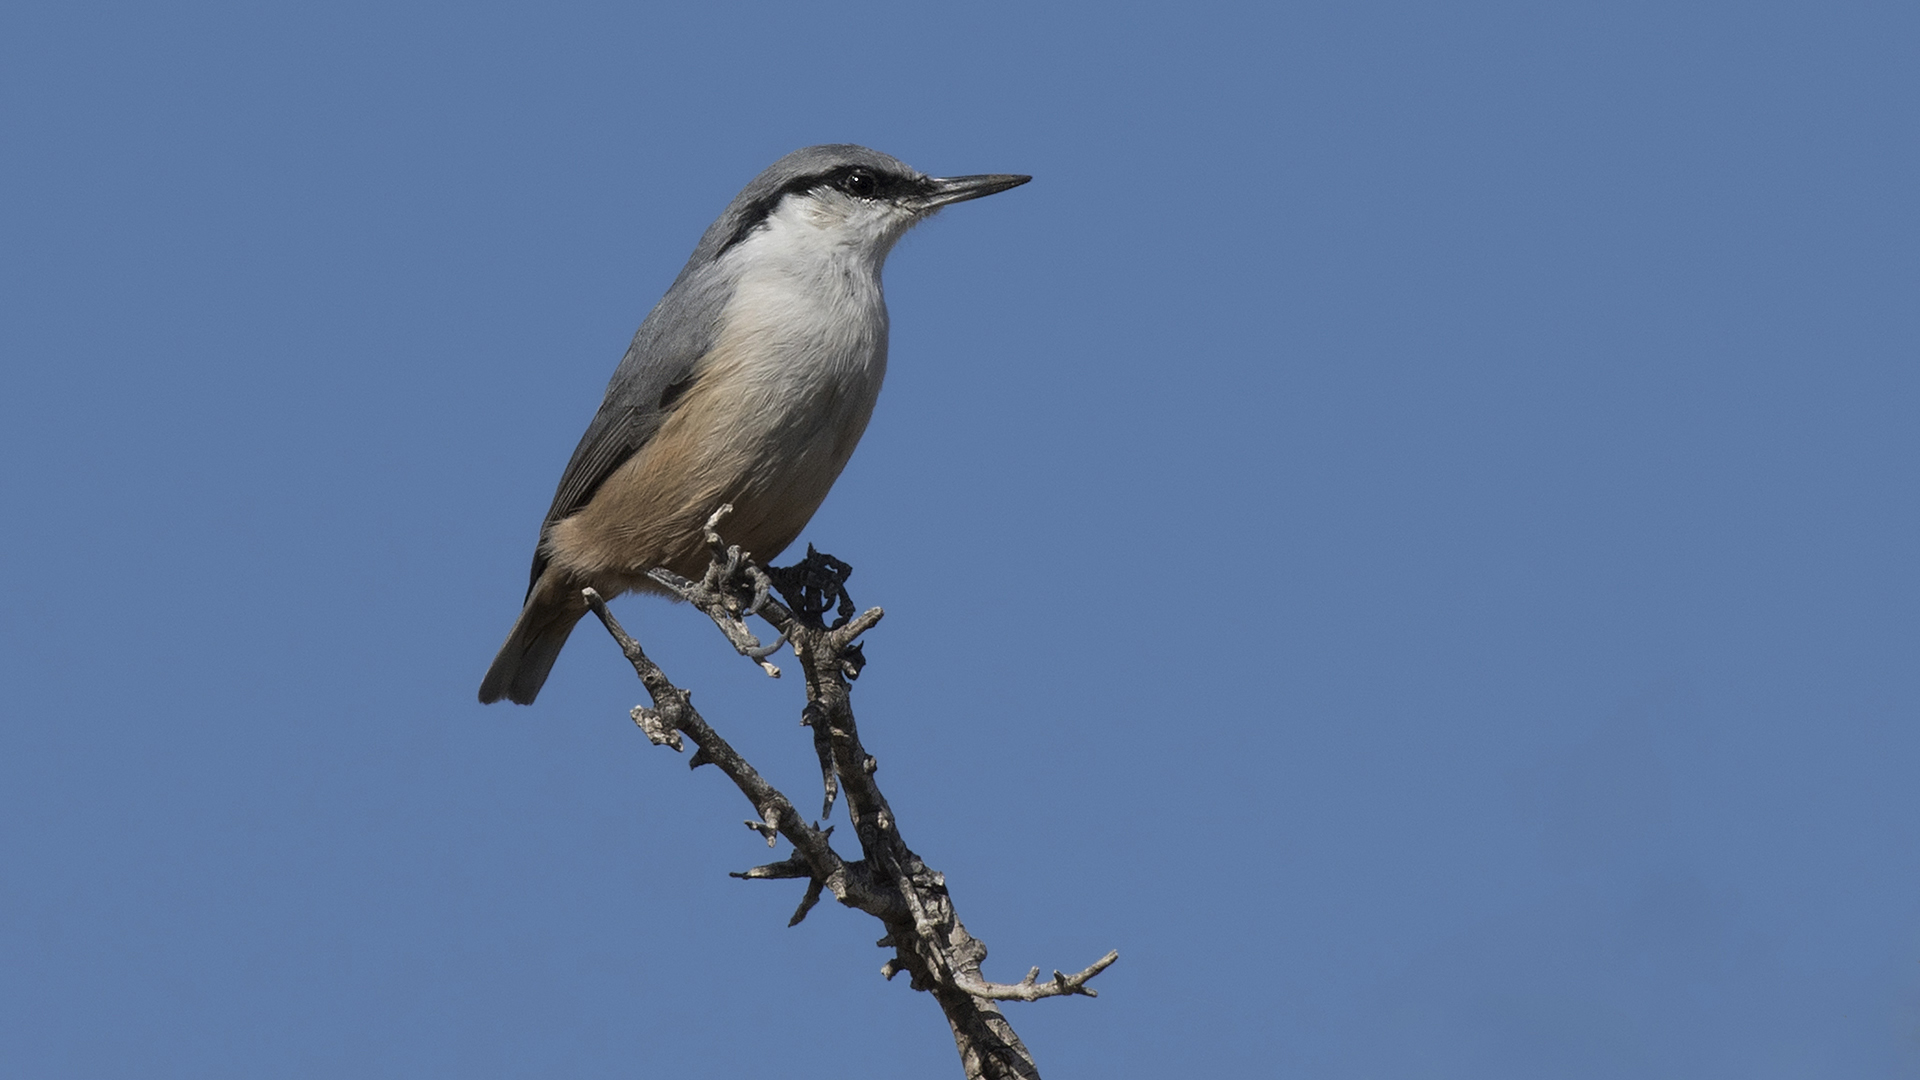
[652,504,786,676]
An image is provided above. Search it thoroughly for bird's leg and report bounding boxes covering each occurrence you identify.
[646,505,785,676]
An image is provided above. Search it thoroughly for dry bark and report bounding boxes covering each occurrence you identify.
[581,507,1115,1079]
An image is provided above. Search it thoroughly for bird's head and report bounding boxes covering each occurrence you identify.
[705,145,1030,270]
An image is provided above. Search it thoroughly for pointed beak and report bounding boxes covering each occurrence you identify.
[916,173,1032,210]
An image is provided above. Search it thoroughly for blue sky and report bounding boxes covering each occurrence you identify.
[3,1,1916,1076]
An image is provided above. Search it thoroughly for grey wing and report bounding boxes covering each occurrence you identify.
[522,268,732,597]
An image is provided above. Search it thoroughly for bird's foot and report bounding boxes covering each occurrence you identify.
[646,504,785,676]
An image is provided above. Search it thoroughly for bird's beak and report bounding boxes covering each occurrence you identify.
[917,173,1032,210]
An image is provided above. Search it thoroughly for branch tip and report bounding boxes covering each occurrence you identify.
[843,607,884,641]
[788,878,825,926]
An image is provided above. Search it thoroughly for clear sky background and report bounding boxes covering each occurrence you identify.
[3,2,1916,1077]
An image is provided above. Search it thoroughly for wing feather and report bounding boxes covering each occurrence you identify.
[521,264,735,597]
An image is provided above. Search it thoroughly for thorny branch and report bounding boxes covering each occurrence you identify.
[582,505,1116,1080]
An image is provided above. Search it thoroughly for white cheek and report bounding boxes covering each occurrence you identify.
[748,195,913,266]
[712,200,893,401]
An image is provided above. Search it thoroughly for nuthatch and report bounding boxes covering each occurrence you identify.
[480,145,1029,704]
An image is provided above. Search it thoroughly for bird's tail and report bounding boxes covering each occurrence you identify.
[478,569,591,705]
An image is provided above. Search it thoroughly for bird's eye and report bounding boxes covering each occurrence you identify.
[839,169,879,198]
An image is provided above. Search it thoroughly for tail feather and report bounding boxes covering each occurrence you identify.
[478,570,591,705]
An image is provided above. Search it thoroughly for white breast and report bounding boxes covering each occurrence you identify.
[690,197,894,546]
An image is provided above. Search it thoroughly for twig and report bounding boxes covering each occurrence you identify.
[952,951,1121,1001]
[581,590,845,897]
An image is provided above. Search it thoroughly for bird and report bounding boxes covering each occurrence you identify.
[479,145,1030,705]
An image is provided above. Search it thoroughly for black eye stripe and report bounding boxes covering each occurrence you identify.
[715,166,933,255]
[821,165,925,201]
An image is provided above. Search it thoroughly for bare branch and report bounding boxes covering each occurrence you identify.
[584,535,1116,1080]
[951,951,1120,1001]
[630,705,682,751]
[731,854,811,880]
[581,589,843,888]
[788,878,825,927]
